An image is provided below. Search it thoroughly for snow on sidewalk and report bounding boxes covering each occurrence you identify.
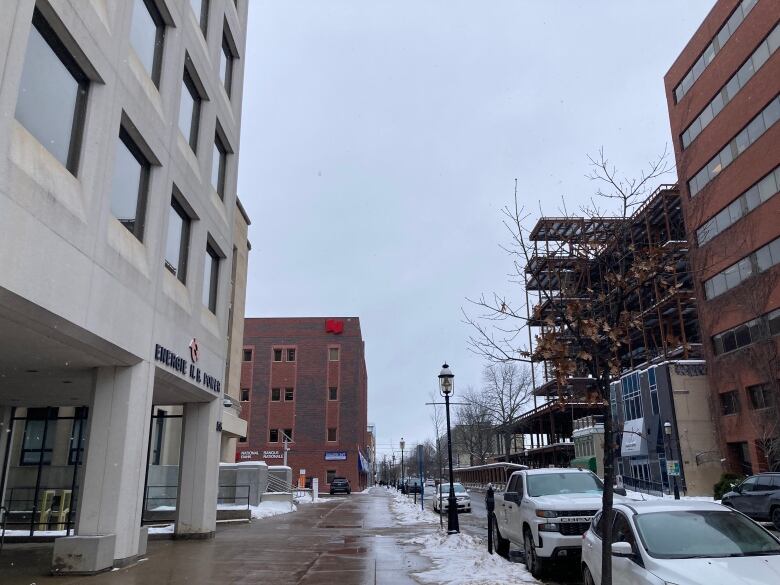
[388,488,540,584]
[408,532,539,585]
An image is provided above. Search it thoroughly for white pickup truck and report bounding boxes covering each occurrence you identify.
[491,468,626,578]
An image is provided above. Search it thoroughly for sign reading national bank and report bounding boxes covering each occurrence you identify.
[154,342,222,394]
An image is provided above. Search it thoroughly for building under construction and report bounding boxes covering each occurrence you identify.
[497,185,722,495]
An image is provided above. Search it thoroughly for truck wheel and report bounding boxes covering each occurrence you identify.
[492,517,510,558]
[524,528,545,579]
[772,507,780,531]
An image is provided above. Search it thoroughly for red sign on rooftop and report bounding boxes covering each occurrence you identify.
[325,319,344,334]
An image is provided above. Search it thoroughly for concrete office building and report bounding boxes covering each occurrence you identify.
[239,318,371,492]
[0,0,248,573]
[665,0,780,474]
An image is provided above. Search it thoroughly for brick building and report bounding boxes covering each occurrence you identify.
[239,318,370,491]
[665,0,779,474]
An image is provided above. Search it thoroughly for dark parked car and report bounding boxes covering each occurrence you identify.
[722,472,780,529]
[405,478,422,494]
[329,477,351,495]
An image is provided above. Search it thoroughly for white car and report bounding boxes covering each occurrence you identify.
[433,482,471,513]
[581,500,780,585]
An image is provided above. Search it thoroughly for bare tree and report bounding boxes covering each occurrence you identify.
[454,386,494,465]
[429,390,446,483]
[476,362,533,457]
[464,150,679,584]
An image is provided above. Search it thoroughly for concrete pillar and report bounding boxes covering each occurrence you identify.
[0,406,13,507]
[60,363,153,571]
[175,399,220,538]
[220,434,237,463]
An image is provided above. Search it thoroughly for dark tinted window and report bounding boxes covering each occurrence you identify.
[612,512,637,548]
[202,243,219,312]
[164,197,190,282]
[16,10,88,173]
[754,475,775,491]
[130,0,164,84]
[271,388,280,401]
[592,511,604,538]
[740,477,758,491]
[110,127,150,240]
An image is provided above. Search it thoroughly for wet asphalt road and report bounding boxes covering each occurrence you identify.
[419,489,582,585]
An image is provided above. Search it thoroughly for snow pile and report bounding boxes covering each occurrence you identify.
[625,490,716,503]
[249,500,297,519]
[148,524,174,535]
[390,490,440,525]
[408,532,539,585]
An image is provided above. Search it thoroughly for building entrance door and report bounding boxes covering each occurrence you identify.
[0,406,88,536]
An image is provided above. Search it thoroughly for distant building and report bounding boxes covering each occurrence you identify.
[240,318,370,491]
[665,0,780,474]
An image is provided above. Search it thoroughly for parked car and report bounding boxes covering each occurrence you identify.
[329,477,351,495]
[432,482,471,513]
[425,478,436,487]
[491,468,627,578]
[581,500,780,585]
[721,472,780,529]
[405,478,422,494]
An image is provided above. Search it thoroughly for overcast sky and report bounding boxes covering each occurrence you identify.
[237,0,714,461]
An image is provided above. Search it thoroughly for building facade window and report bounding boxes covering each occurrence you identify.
[220,31,235,96]
[130,0,165,85]
[179,65,202,151]
[240,388,249,401]
[329,386,338,400]
[110,126,150,240]
[682,24,779,149]
[327,427,337,442]
[20,408,58,466]
[238,436,246,443]
[190,0,209,36]
[164,196,191,283]
[704,237,780,299]
[689,96,780,196]
[284,387,294,401]
[211,131,227,198]
[287,349,296,362]
[621,372,643,421]
[273,349,282,362]
[748,383,775,410]
[269,428,278,442]
[697,166,780,246]
[271,388,280,401]
[720,390,740,415]
[15,9,88,173]
[151,409,164,465]
[67,407,88,465]
[243,349,252,361]
[713,308,780,355]
[283,428,293,441]
[326,469,337,484]
[329,347,340,361]
[673,0,757,103]
[202,242,220,313]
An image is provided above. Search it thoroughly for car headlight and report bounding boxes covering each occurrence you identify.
[536,510,558,518]
[538,523,560,532]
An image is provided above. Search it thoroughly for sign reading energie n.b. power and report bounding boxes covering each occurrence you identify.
[154,340,222,394]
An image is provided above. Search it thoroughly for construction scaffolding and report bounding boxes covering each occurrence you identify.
[498,184,702,469]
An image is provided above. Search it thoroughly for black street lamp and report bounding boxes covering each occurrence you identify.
[439,363,459,534]
[400,438,406,492]
[664,421,680,500]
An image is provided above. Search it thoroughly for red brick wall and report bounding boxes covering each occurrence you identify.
[664,0,780,474]
[238,318,369,491]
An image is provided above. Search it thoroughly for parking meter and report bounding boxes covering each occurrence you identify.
[486,484,495,554]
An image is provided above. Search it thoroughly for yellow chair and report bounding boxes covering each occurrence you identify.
[36,489,55,531]
[52,490,72,531]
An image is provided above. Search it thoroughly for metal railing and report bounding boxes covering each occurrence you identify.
[1,486,78,535]
[217,484,251,509]
[1,506,8,555]
[266,475,293,493]
[621,475,666,497]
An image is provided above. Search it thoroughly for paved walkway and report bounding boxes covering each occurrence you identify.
[0,488,428,584]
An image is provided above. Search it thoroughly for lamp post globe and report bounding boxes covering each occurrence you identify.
[438,363,459,534]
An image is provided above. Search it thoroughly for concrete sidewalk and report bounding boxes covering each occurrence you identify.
[0,488,428,584]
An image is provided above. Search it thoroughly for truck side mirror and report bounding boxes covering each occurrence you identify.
[611,542,633,557]
[614,487,627,496]
[505,492,521,504]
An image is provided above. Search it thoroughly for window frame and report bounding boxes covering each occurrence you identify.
[180,66,202,151]
[240,388,249,402]
[131,0,166,87]
[287,348,296,362]
[203,242,220,313]
[220,31,234,97]
[284,387,294,401]
[271,388,280,401]
[211,131,227,199]
[273,349,283,362]
[112,126,151,241]
[283,428,293,441]
[327,427,337,442]
[19,9,90,175]
[164,195,191,283]
[329,386,338,401]
[191,0,209,37]
[269,428,279,443]
[242,349,252,361]
[329,347,340,362]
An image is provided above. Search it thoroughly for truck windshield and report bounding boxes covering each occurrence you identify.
[526,473,603,496]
